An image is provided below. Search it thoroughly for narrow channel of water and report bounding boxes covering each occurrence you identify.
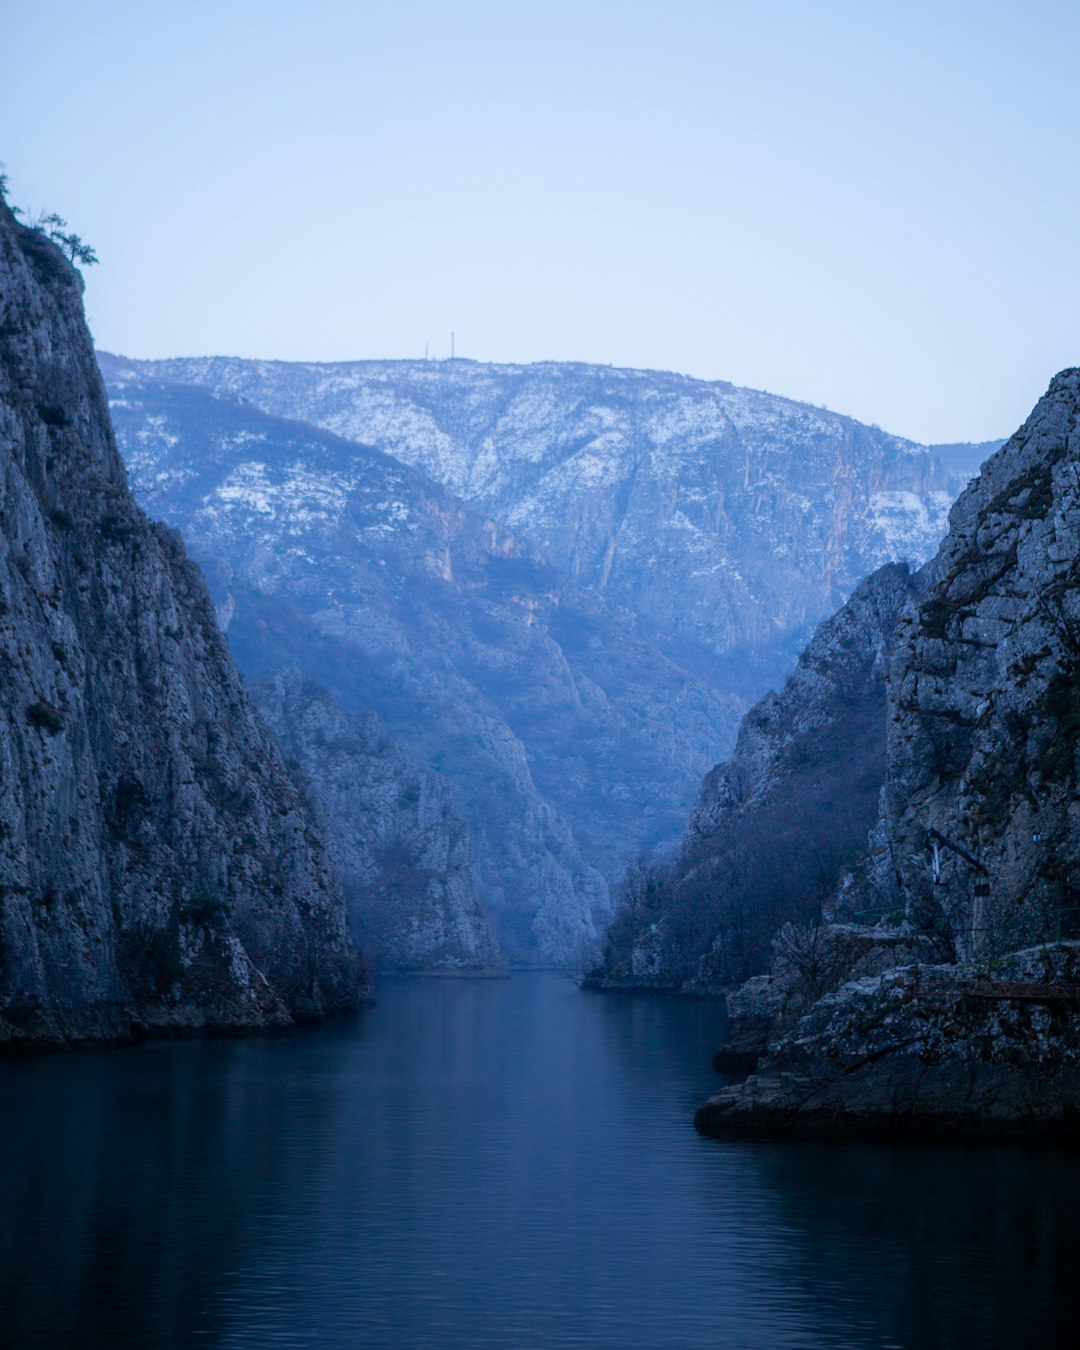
[1,973,1077,1348]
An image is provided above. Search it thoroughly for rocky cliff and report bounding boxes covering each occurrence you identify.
[697,371,1080,1139]
[0,202,362,1047]
[97,354,962,696]
[589,561,919,991]
[98,375,743,964]
[877,369,1080,962]
[252,670,504,974]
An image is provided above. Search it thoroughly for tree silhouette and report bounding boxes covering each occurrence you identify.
[37,211,99,268]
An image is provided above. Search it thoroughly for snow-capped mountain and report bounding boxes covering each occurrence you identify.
[99,355,967,693]
[102,376,742,964]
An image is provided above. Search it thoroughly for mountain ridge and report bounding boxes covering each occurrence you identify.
[97,352,970,694]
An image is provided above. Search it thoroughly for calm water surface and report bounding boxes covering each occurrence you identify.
[1,973,1078,1349]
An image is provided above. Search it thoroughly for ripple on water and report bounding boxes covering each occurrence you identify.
[0,973,1078,1348]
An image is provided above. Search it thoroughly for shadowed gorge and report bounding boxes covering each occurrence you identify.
[97,361,965,964]
[4,3,1079,1341]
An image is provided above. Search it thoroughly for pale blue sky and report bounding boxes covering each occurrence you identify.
[4,0,1077,442]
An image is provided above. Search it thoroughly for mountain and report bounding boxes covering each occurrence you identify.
[252,670,504,974]
[587,560,920,992]
[97,354,964,697]
[99,375,742,964]
[0,202,361,1048]
[693,370,1080,1139]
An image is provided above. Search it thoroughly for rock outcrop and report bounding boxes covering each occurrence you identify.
[252,670,504,974]
[698,371,1080,1139]
[698,944,1080,1141]
[0,201,362,1048]
[588,561,919,992]
[877,369,1080,963]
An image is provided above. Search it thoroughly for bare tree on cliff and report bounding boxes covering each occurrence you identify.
[38,213,99,267]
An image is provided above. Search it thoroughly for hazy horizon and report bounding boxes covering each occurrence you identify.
[6,0,1079,443]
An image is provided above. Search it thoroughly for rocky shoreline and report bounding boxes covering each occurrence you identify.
[697,943,1080,1143]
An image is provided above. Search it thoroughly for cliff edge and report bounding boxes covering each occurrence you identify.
[698,371,1080,1139]
[0,202,363,1047]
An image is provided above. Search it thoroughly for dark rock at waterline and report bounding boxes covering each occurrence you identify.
[697,945,1080,1143]
[698,371,1080,1138]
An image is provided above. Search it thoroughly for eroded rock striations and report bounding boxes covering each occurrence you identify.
[252,670,504,974]
[97,354,963,695]
[0,203,362,1048]
[697,370,1080,1139]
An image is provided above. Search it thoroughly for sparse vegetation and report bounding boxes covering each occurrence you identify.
[183,891,230,922]
[1,172,99,270]
[26,700,65,734]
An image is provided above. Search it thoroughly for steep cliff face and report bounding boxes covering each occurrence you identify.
[0,204,361,1047]
[590,562,919,991]
[879,369,1080,961]
[252,670,504,974]
[98,376,742,964]
[98,354,961,695]
[698,372,1080,1139]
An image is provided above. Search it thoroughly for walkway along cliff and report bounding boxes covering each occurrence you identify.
[0,199,363,1048]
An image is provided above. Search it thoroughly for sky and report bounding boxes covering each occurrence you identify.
[3,0,1078,443]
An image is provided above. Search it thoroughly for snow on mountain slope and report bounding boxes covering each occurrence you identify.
[99,356,965,693]
[103,377,743,964]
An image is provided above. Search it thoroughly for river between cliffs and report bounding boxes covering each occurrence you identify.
[2,972,1078,1348]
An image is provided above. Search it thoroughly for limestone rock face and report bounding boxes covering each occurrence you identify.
[702,372,1080,1137]
[252,670,504,974]
[0,204,361,1047]
[880,369,1080,961]
[697,944,1080,1141]
[713,925,939,1070]
[96,354,962,695]
[589,561,919,991]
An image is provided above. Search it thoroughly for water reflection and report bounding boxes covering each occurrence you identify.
[0,976,1077,1348]
[749,1140,1080,1348]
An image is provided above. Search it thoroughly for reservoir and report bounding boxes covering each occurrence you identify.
[1,972,1077,1348]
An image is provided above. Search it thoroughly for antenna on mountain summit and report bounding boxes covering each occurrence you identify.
[450,331,455,359]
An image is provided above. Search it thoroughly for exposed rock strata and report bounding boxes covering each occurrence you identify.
[698,945,1080,1141]
[252,670,504,974]
[97,353,963,696]
[701,371,1080,1138]
[878,369,1080,962]
[714,925,939,1070]
[0,202,362,1048]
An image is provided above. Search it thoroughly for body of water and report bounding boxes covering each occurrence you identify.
[1,973,1077,1348]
